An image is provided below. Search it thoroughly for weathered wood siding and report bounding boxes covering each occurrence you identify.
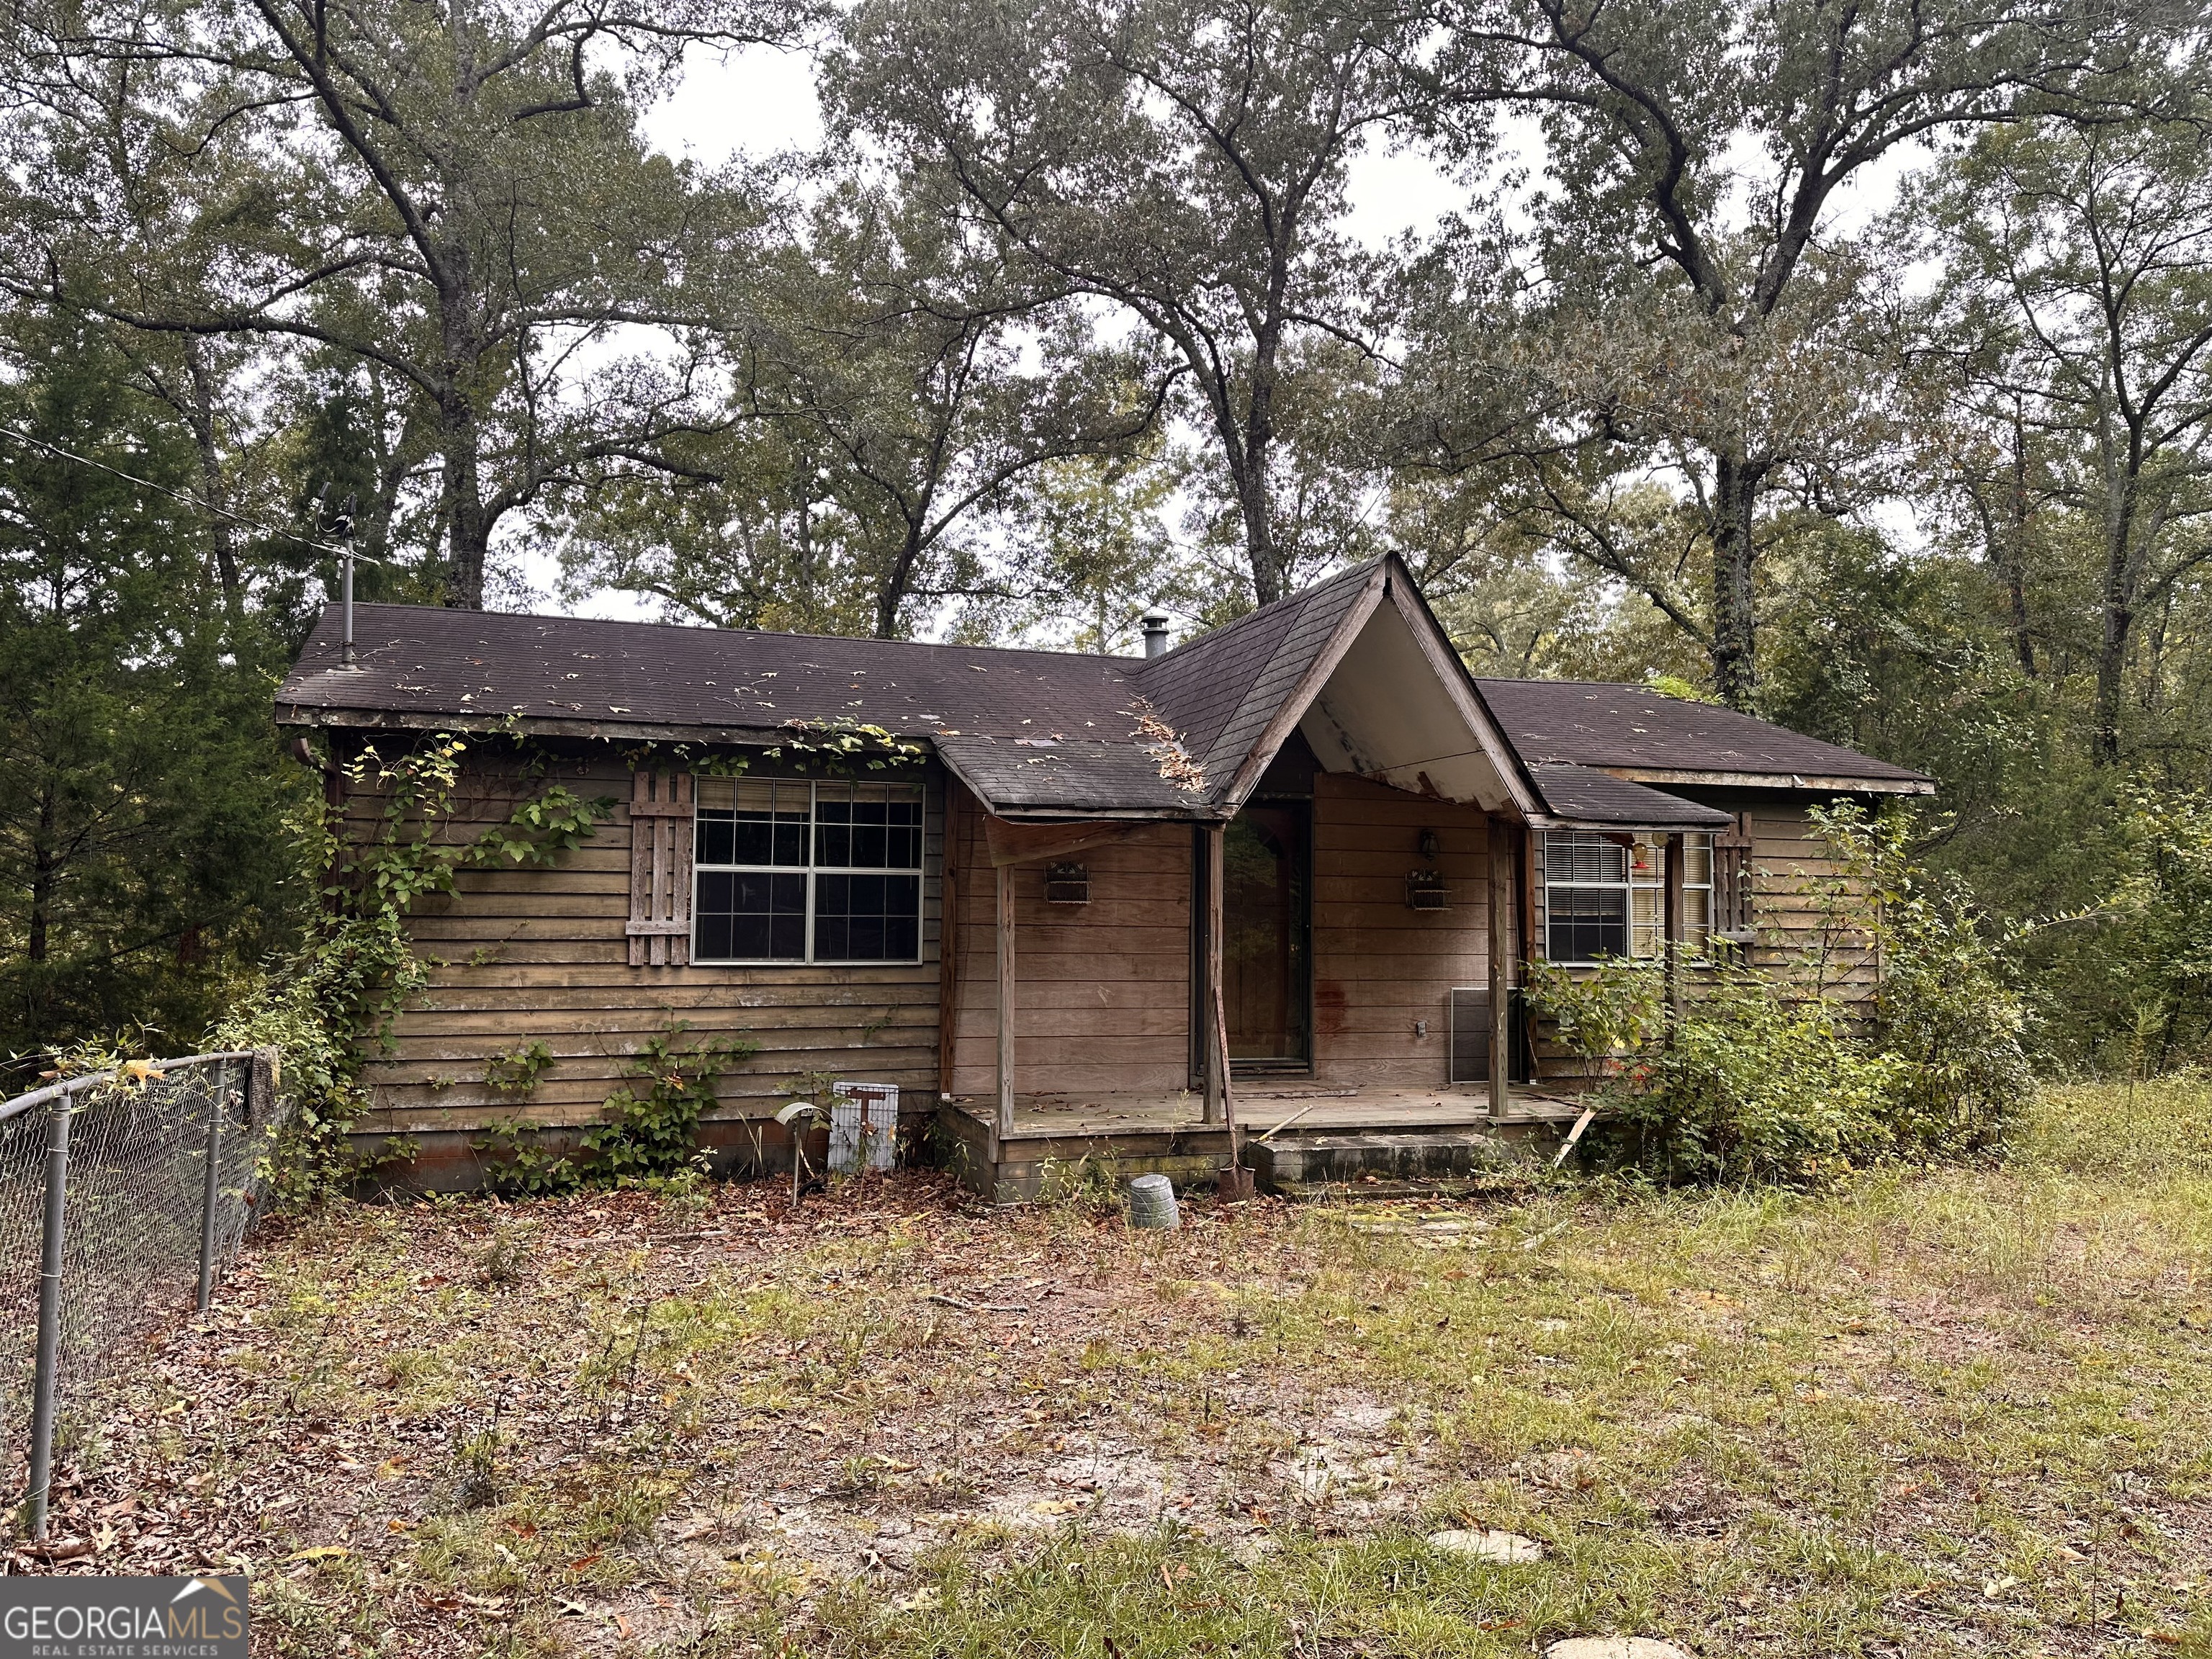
[349,739,1876,1122]
[942,774,1498,1098]
[943,786,1193,1097]
[1737,801,1881,999]
[352,745,944,1135]
[1524,796,1878,1086]
[1308,773,1493,1090]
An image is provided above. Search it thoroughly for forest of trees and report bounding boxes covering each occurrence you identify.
[1,0,2209,1082]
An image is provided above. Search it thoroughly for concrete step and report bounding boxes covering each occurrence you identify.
[1270,1175,1521,1204]
[1248,1128,1515,1191]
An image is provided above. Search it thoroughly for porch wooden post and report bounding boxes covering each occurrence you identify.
[1486,817,1514,1120]
[995,862,1016,1140]
[1663,832,1686,1025]
[938,788,961,1101]
[1202,821,1226,1125]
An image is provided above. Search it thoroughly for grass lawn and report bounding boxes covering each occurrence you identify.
[24,1081,2212,1658]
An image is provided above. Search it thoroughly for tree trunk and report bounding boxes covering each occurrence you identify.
[2143,586,2172,724]
[2092,577,2131,766]
[1240,463,1281,607]
[1238,339,1283,608]
[2005,401,2036,678]
[2092,433,2136,764]
[876,520,926,639]
[436,249,491,610]
[1709,452,1763,710]
[181,339,240,612]
[2091,449,2152,767]
[27,784,55,966]
[441,390,488,610]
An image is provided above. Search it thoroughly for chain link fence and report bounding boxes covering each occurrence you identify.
[0,1048,284,1539]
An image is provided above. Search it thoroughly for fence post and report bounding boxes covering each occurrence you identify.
[195,1060,228,1313]
[26,1094,75,1542]
[247,1048,276,1129]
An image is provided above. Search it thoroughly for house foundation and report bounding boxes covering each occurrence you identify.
[935,1085,1587,1203]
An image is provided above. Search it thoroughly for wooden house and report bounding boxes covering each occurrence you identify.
[275,555,1931,1197]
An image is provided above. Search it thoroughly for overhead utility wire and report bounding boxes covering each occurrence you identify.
[0,423,382,565]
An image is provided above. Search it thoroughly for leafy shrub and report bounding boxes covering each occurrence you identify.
[2076,787,2212,1071]
[471,1118,581,1199]
[1822,804,2033,1155]
[1528,803,2031,1185]
[1524,954,1896,1183]
[207,942,413,1205]
[1522,956,1664,1060]
[583,1023,756,1183]
[476,1022,757,1195]
[484,1040,556,1097]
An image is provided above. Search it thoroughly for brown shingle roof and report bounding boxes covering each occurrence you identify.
[279,603,1147,742]
[1527,764,1732,828]
[1473,679,1932,789]
[934,736,1206,814]
[275,584,1928,819]
[1135,559,1382,782]
[275,581,1395,817]
[277,603,1232,816]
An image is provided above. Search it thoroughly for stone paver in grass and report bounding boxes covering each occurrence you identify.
[1426,1527,1544,1563]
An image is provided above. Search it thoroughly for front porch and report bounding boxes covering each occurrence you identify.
[935,1084,1588,1203]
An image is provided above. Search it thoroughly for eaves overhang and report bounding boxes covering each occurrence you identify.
[276,703,825,750]
[1524,811,1740,834]
[282,702,1229,821]
[1592,765,1936,796]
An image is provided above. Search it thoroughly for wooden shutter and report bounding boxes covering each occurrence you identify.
[626,771,694,967]
[1712,812,1755,941]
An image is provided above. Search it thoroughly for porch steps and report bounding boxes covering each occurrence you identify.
[1270,1175,1518,1204]
[932,1094,1578,1204]
[1247,1128,1516,1195]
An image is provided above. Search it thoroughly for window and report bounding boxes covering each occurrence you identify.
[693,779,924,963]
[1545,832,1630,963]
[1544,831,1713,964]
[1682,833,1714,946]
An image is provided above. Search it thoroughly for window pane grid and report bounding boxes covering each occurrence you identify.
[1545,831,1714,964]
[693,779,924,963]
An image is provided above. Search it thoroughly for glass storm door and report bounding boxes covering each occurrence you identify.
[1223,803,1310,1066]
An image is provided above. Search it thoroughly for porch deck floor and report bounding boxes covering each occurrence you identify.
[943,1084,1586,1141]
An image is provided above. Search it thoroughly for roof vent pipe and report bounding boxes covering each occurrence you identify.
[1140,608,1172,658]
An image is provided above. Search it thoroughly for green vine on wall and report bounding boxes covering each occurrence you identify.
[619,741,754,778]
[624,719,927,783]
[619,716,929,801]
[216,734,614,1203]
[761,719,928,774]
[583,1022,758,1183]
[485,1040,557,1097]
[476,1021,757,1196]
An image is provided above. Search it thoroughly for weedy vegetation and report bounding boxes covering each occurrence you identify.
[1527,805,2034,1187]
[16,1079,2210,1658]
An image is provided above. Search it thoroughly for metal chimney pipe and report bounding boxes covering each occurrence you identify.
[341,541,356,670]
[1141,608,1172,658]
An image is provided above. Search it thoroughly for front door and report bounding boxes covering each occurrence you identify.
[1223,802,1310,1067]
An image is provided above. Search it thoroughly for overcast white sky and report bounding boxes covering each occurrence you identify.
[651,42,1478,243]
[521,43,1477,620]
[522,43,1921,625]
